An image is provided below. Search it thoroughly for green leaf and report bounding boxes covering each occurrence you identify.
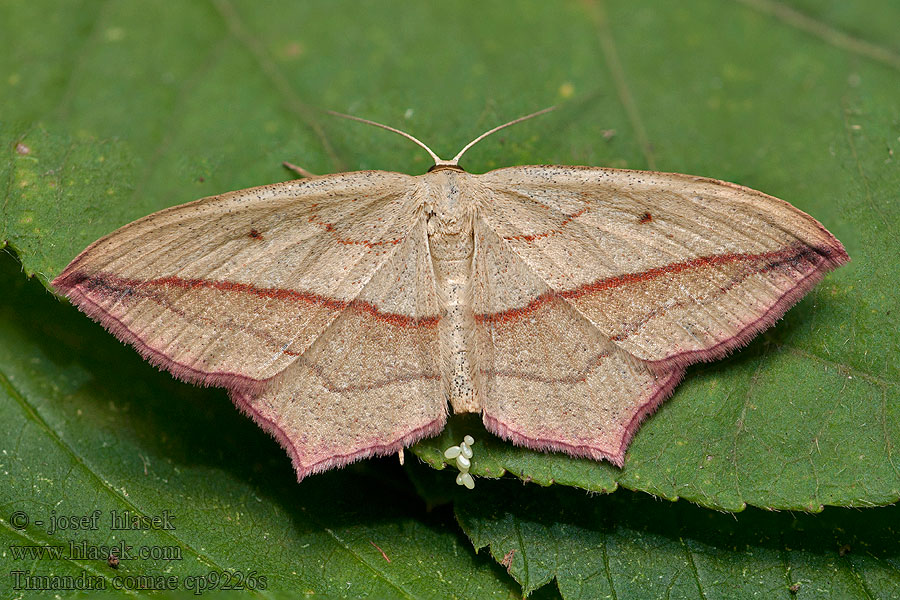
[455,479,900,598]
[1,0,897,554]
[0,251,519,597]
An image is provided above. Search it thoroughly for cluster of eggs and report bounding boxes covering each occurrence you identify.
[444,435,476,489]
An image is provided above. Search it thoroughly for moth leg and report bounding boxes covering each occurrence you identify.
[282,161,318,179]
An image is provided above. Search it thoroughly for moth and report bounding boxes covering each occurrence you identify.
[53,109,848,480]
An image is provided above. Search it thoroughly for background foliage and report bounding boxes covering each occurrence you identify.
[1,1,898,597]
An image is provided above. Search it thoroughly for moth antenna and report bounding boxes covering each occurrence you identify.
[450,106,557,164]
[330,106,557,168]
[327,110,445,166]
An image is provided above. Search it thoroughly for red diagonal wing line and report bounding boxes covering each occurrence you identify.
[475,244,840,328]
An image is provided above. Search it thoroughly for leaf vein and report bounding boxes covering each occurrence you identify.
[0,368,239,584]
[733,0,900,72]
[127,37,233,208]
[209,0,344,170]
[0,518,139,597]
[679,536,708,600]
[50,0,115,123]
[783,345,896,387]
[320,527,416,599]
[582,0,656,169]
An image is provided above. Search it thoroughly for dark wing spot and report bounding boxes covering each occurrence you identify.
[248,229,264,240]
[639,212,653,224]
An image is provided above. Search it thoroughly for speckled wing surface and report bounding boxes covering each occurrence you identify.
[53,171,447,479]
[52,159,848,480]
[472,165,848,464]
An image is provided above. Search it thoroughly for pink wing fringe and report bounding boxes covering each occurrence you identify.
[53,266,446,482]
[649,243,849,372]
[231,388,445,480]
[52,269,269,395]
[483,241,849,466]
[52,236,848,476]
[483,369,685,467]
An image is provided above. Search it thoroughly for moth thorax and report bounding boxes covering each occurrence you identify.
[423,170,476,228]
